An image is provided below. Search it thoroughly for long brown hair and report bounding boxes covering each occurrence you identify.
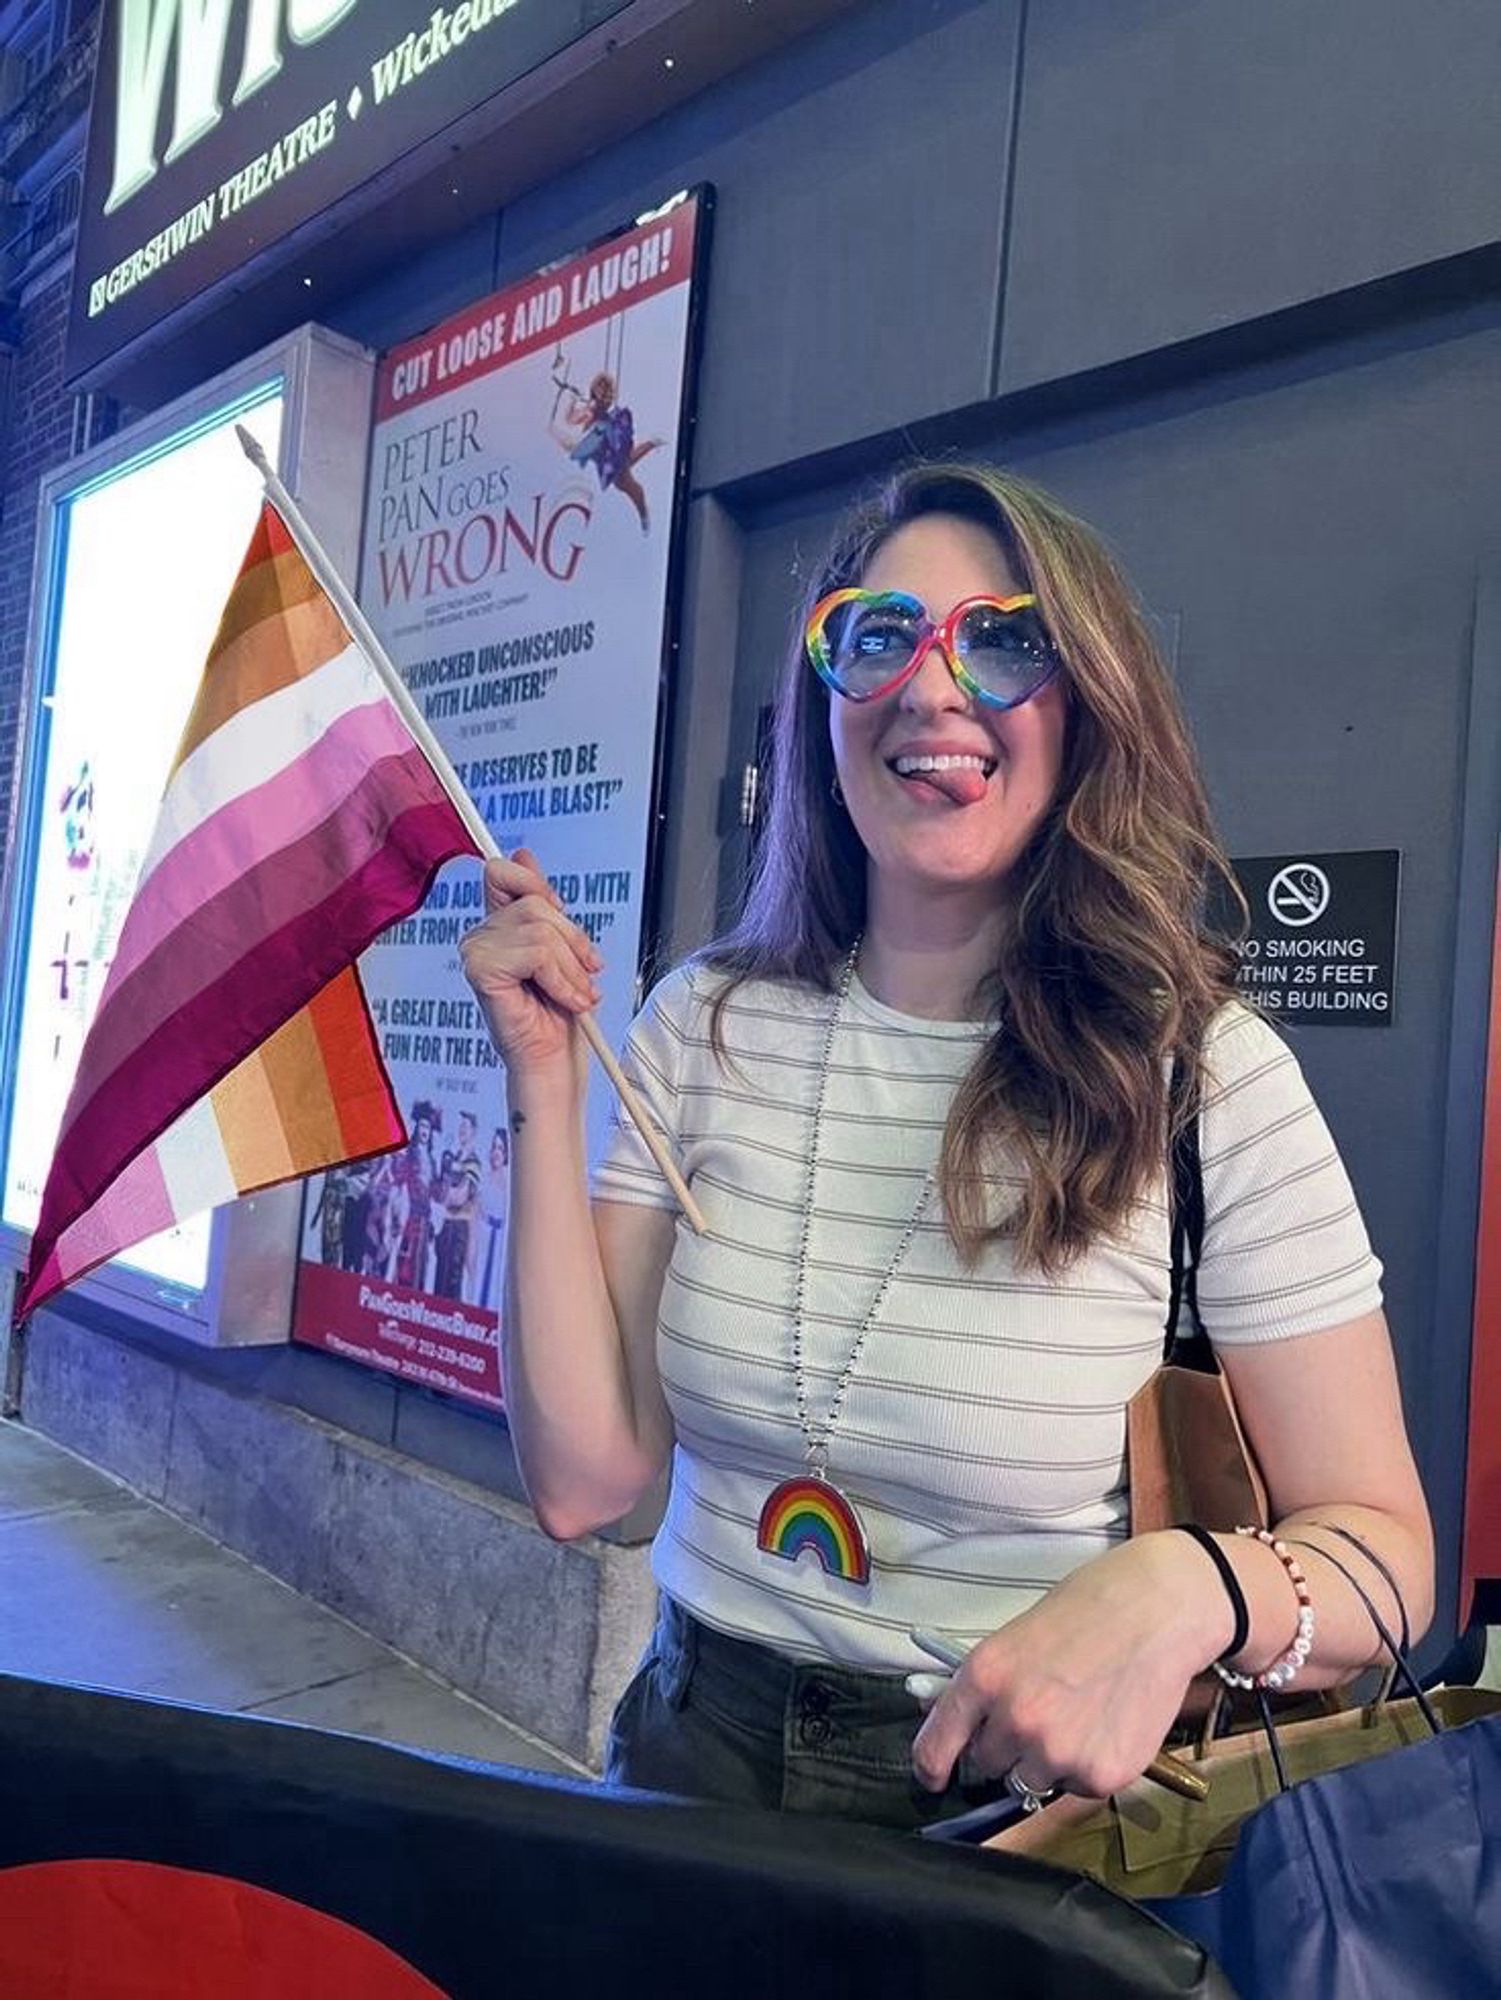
[702,462,1245,1272]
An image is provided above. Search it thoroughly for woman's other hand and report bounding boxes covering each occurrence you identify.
[459,849,603,1081]
[911,1532,1230,1799]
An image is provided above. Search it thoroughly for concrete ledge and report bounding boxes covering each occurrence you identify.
[19,1311,654,1767]
[23,1306,177,1502]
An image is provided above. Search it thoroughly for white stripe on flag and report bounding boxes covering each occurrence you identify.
[139,641,384,886]
[154,1094,239,1220]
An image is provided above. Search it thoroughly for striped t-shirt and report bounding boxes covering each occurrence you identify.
[591,963,1383,1673]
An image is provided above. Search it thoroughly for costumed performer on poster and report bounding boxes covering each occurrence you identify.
[340,1161,374,1275]
[460,462,1434,1829]
[549,365,661,534]
[309,1165,346,1269]
[433,1110,482,1302]
[477,1127,510,1310]
[393,1100,440,1293]
[362,1154,398,1280]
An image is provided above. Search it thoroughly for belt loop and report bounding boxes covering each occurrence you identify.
[657,1595,696,1710]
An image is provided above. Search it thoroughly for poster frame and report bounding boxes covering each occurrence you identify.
[287,184,715,1414]
[634,183,716,1001]
[0,324,374,1344]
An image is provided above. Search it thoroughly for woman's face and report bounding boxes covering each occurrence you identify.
[827,513,1069,903]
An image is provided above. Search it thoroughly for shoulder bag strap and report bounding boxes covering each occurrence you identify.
[1165,1052,1215,1372]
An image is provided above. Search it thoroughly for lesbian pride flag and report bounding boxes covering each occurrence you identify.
[16,502,481,1321]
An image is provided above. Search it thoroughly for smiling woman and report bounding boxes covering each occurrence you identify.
[707,465,1242,1271]
[460,460,1434,1832]
[824,515,1070,1004]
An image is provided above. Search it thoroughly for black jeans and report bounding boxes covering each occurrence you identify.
[603,1596,1009,1831]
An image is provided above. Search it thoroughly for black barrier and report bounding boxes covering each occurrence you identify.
[0,1674,1229,1998]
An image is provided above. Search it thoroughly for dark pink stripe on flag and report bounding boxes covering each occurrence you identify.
[20,1250,62,1314]
[19,798,475,1320]
[110,696,416,993]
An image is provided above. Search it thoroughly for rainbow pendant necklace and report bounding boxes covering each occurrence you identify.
[756,939,933,1589]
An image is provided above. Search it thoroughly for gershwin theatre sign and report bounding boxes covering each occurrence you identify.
[66,0,631,384]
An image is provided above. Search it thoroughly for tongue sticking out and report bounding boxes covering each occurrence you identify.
[912,765,989,807]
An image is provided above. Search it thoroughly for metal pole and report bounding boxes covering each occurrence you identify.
[235,426,706,1235]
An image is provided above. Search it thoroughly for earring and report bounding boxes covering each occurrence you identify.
[830,773,845,806]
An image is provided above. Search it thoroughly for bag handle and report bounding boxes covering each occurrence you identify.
[1165,1055,1214,1372]
[1285,1537,1437,1729]
[1318,1523,1412,1657]
[1250,1536,1438,1792]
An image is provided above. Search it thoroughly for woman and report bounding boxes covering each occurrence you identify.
[461,463,1433,1829]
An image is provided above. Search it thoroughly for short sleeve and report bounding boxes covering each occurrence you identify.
[1194,1005,1384,1343]
[589,964,694,1211]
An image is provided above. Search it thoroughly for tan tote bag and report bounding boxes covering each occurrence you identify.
[1127,1054,1268,1536]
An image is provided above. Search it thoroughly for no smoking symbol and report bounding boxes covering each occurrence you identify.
[1268,863,1330,928]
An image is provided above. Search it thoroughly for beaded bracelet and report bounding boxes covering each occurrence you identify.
[1210,1525,1316,1693]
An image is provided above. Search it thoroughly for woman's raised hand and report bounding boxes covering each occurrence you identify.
[459,849,603,1080]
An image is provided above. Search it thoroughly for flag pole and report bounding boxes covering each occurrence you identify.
[235,426,707,1237]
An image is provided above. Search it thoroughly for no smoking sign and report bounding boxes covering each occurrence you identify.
[1218,850,1401,1026]
[1266,863,1330,927]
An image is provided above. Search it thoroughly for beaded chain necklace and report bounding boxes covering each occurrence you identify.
[754,939,934,1588]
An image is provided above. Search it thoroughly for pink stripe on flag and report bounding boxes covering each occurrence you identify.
[109,697,417,994]
[58,747,455,1122]
[36,1144,176,1296]
[27,802,470,1272]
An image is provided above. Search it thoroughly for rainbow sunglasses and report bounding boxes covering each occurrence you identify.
[805,588,1062,709]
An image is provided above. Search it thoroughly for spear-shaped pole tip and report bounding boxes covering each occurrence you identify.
[235,423,271,476]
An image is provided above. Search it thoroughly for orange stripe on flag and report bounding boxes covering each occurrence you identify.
[212,975,400,1190]
[236,497,297,573]
[173,588,349,773]
[305,969,404,1158]
[209,1049,298,1190]
[214,543,325,657]
[255,1004,350,1167]
[255,502,299,563]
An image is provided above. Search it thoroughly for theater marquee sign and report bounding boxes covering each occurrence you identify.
[67,0,631,382]
[69,0,861,389]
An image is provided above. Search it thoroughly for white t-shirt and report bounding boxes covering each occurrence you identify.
[591,963,1383,1673]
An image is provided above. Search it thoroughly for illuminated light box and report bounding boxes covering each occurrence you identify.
[0,326,373,1342]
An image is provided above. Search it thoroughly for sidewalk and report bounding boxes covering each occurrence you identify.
[0,1416,583,1775]
[5,1413,1494,1766]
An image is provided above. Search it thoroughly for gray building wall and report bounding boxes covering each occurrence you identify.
[19,0,1500,1667]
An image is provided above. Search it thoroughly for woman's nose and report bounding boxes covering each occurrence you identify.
[897,636,967,714]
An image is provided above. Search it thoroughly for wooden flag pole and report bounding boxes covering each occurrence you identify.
[236,426,707,1237]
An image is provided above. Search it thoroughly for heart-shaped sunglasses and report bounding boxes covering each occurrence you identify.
[806,588,1062,709]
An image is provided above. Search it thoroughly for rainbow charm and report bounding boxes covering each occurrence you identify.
[756,1474,871,1586]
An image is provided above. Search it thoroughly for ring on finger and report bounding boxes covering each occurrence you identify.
[1005,1763,1058,1814]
